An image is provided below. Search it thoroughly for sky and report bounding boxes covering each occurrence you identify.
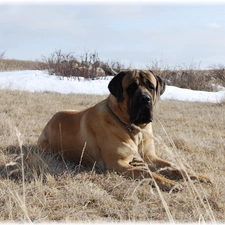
[0,0,225,69]
[0,70,224,103]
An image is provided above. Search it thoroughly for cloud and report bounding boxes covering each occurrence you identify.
[207,22,221,28]
[1,4,225,69]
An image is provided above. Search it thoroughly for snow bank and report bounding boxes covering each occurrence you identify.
[0,70,224,103]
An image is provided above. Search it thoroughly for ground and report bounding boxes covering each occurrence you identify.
[0,90,224,222]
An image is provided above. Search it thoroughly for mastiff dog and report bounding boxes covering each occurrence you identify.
[38,69,210,191]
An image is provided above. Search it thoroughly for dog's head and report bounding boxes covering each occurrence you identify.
[108,70,165,125]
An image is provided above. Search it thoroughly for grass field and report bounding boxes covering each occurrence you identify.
[0,58,45,71]
[0,89,224,222]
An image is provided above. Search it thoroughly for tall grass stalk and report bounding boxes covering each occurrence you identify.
[15,127,31,223]
[148,170,175,223]
[78,142,87,173]
[156,119,216,223]
[132,124,174,222]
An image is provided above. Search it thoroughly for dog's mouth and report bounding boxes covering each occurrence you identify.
[129,96,153,125]
[130,106,153,125]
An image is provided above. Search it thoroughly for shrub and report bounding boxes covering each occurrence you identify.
[42,50,79,78]
[148,60,225,91]
[209,64,225,87]
[42,50,125,80]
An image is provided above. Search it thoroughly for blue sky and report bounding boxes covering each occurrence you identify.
[0,1,225,69]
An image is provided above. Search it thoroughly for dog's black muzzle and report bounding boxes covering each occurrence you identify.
[141,94,151,104]
[129,93,153,125]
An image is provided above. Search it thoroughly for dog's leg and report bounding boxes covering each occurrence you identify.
[150,171,183,192]
[146,155,211,183]
[109,159,183,192]
[146,155,184,180]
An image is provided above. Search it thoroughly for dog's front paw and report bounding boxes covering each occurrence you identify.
[149,176,183,192]
[189,174,212,184]
[157,166,186,181]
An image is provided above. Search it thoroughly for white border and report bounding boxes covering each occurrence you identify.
[0,0,225,4]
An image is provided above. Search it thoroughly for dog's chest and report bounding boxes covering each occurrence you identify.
[131,131,144,148]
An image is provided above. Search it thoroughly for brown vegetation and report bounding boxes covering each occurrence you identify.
[0,50,225,91]
[43,50,225,91]
[42,50,123,79]
[0,89,224,222]
[149,61,225,92]
[0,59,46,72]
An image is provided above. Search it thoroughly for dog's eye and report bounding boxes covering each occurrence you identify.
[127,82,138,95]
[146,80,155,91]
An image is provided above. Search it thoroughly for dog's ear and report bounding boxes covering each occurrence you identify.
[148,70,166,97]
[108,71,127,102]
[156,75,166,96]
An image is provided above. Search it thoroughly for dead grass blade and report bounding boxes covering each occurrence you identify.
[156,118,216,223]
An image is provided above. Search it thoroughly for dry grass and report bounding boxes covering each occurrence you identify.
[0,59,46,71]
[0,89,224,222]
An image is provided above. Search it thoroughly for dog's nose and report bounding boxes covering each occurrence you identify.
[141,94,151,103]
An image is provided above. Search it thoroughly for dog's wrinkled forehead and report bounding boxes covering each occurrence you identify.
[122,70,157,88]
[108,69,165,103]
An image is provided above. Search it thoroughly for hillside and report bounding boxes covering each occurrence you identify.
[0,57,224,222]
[0,90,224,222]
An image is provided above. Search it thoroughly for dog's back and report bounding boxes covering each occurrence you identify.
[37,101,107,168]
